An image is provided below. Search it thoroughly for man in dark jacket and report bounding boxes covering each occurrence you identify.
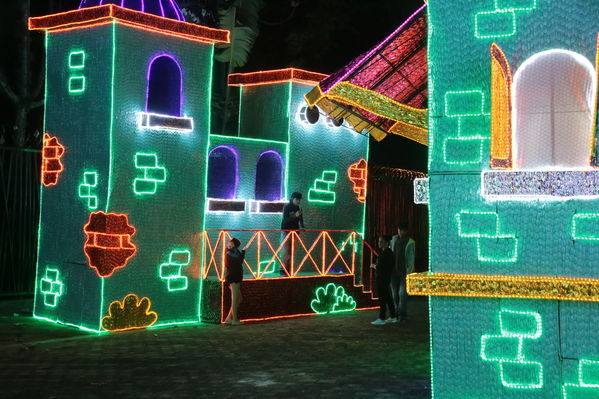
[390,222,416,321]
[279,192,305,275]
[370,235,396,325]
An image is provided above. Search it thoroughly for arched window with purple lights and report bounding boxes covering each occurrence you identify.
[254,151,284,201]
[146,54,182,117]
[207,146,238,199]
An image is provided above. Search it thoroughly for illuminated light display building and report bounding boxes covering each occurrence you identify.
[30,1,375,332]
[406,1,599,397]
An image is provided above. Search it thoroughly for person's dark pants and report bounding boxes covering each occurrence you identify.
[377,278,395,320]
[391,270,408,318]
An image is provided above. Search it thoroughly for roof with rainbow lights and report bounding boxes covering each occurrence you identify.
[305,3,428,145]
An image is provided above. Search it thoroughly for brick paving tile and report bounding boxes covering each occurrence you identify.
[0,297,431,398]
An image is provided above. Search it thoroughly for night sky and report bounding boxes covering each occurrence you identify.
[0,0,426,171]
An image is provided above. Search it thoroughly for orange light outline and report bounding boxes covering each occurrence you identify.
[323,232,352,275]
[293,231,322,276]
[83,211,137,278]
[203,229,382,303]
[41,133,65,187]
[204,229,367,281]
[228,68,327,87]
[255,231,285,278]
[222,231,258,280]
[238,307,378,324]
[29,4,229,44]
[42,18,214,44]
[347,159,368,203]
[260,231,290,277]
[490,43,514,169]
[203,231,224,279]
[41,18,113,34]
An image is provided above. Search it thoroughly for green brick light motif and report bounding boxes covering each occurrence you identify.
[571,213,599,241]
[474,0,537,39]
[40,267,64,307]
[442,90,489,165]
[78,171,99,210]
[457,210,519,263]
[562,359,599,398]
[480,308,544,389]
[159,249,191,292]
[67,49,86,94]
[134,152,167,195]
[258,259,279,274]
[308,170,338,204]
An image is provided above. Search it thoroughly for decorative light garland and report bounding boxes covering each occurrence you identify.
[407,272,599,302]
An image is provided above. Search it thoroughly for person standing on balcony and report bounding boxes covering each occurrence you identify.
[370,235,397,325]
[390,222,415,321]
[224,238,246,325]
[279,192,305,276]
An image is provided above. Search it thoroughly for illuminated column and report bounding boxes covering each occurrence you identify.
[29,4,229,331]
[412,0,599,397]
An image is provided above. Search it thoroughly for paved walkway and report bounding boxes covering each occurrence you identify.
[0,296,431,398]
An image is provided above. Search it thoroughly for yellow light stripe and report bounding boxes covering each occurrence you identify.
[407,271,599,302]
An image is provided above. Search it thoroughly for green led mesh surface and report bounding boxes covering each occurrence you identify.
[427,1,599,397]
[35,22,213,331]
[102,24,211,328]
[288,83,368,234]
[237,84,290,142]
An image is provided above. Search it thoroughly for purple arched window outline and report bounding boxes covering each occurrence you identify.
[254,151,284,201]
[207,146,239,199]
[145,54,183,117]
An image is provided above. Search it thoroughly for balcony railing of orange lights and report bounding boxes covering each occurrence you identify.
[202,229,378,285]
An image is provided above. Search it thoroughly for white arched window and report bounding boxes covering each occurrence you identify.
[513,50,596,169]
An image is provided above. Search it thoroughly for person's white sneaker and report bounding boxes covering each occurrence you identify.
[371,318,386,325]
[386,317,398,323]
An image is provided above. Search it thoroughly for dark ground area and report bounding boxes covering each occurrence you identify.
[0,296,431,398]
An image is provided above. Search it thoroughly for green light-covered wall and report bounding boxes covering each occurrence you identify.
[35,24,113,331]
[101,24,212,328]
[35,22,213,331]
[427,1,599,397]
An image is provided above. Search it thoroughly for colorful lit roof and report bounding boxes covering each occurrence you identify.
[29,4,230,45]
[228,68,328,87]
[79,0,185,21]
[305,3,428,144]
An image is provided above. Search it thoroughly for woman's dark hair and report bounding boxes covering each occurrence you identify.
[398,222,409,231]
[379,235,391,244]
[230,238,241,248]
